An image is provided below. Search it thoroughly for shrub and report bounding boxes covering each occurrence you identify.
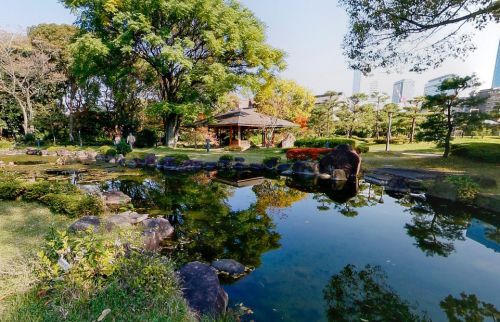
[295,137,356,148]
[286,148,333,161]
[40,193,104,217]
[0,179,24,200]
[374,136,409,145]
[219,154,234,162]
[116,139,132,156]
[356,145,369,154]
[225,145,243,151]
[135,129,158,148]
[451,143,500,164]
[0,139,13,149]
[23,181,78,202]
[164,154,190,165]
[445,176,480,203]
[98,145,117,156]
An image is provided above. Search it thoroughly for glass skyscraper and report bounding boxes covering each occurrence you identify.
[493,40,500,88]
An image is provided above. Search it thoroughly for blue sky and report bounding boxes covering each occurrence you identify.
[1,0,498,96]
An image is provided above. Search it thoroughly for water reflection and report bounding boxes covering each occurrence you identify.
[323,265,499,322]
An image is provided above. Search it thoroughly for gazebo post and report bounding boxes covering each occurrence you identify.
[237,126,241,146]
[262,127,266,147]
[230,127,233,146]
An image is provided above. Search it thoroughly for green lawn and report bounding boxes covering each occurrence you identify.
[0,202,70,315]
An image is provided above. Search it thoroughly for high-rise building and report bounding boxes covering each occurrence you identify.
[492,40,500,88]
[474,88,500,113]
[424,74,457,96]
[352,70,361,95]
[365,80,380,104]
[392,79,415,104]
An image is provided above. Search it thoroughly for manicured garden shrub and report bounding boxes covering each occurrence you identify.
[286,148,333,161]
[40,193,104,217]
[135,129,158,148]
[98,145,117,156]
[116,139,132,156]
[356,145,369,154]
[445,176,480,203]
[164,154,190,165]
[219,154,234,162]
[451,143,500,164]
[23,181,78,202]
[374,136,409,145]
[0,179,25,200]
[295,137,356,148]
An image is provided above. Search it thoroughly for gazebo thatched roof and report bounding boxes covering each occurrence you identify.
[197,108,299,128]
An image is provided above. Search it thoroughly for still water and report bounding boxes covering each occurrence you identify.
[100,171,500,321]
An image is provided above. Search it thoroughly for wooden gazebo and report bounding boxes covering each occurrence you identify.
[197,107,298,149]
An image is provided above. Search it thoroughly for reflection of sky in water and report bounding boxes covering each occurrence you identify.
[466,218,500,253]
[226,186,257,212]
[223,189,500,322]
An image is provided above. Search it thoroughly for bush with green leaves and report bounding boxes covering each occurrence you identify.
[164,154,190,165]
[295,137,356,148]
[40,193,104,218]
[0,178,24,200]
[135,129,158,148]
[0,139,13,149]
[98,145,117,156]
[116,139,132,156]
[23,181,78,202]
[445,176,480,203]
[5,230,193,321]
[356,145,369,154]
[219,154,234,162]
[451,143,500,164]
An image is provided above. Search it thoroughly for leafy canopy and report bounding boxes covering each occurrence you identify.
[339,0,500,73]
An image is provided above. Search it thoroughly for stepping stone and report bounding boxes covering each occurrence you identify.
[106,211,149,229]
[102,191,132,208]
[211,259,246,276]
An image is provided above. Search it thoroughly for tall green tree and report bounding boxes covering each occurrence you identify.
[308,91,344,136]
[64,0,284,147]
[339,0,500,73]
[418,75,482,157]
[336,93,374,138]
[404,97,426,143]
[370,91,390,139]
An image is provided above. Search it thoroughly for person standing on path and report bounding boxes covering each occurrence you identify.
[205,135,211,152]
[127,133,136,150]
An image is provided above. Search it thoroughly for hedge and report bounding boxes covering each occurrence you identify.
[295,137,356,148]
[23,181,78,202]
[286,148,333,161]
[0,180,25,200]
[451,143,500,163]
[40,193,104,218]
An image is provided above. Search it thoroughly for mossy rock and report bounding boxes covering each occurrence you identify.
[426,180,458,202]
[475,194,500,213]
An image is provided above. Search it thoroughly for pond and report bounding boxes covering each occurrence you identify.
[96,171,499,321]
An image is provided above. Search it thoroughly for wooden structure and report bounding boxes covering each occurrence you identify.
[196,107,298,149]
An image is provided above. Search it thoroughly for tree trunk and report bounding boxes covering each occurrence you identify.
[409,117,416,143]
[443,106,453,158]
[163,114,181,147]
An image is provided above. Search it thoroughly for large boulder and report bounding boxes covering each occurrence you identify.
[263,157,280,170]
[291,161,319,176]
[74,150,97,163]
[56,149,71,156]
[279,133,296,148]
[211,259,246,276]
[141,217,174,250]
[102,191,132,208]
[178,261,228,317]
[318,144,361,179]
[69,216,101,233]
[143,154,157,167]
[106,211,149,230]
[26,148,42,156]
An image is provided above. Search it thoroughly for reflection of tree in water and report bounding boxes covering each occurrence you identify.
[324,264,499,322]
[141,173,281,267]
[252,179,306,216]
[440,293,500,322]
[402,198,471,257]
[323,264,430,322]
[313,182,383,217]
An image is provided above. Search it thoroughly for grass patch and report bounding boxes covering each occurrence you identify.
[0,202,70,315]
[451,143,500,163]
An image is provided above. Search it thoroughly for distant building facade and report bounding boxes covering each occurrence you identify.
[352,70,361,95]
[474,88,500,113]
[493,40,500,88]
[424,74,457,96]
[392,79,415,104]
